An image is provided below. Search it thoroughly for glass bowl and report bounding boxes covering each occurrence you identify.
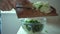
[19,17,47,34]
[22,23,44,34]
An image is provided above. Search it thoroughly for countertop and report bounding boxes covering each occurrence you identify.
[17,23,60,34]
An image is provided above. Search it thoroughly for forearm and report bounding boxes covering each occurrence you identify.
[0,0,16,11]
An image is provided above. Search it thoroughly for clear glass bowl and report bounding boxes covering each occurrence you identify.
[19,17,47,34]
[22,23,44,34]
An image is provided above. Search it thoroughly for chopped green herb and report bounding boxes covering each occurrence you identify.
[24,19,43,33]
[45,30,48,33]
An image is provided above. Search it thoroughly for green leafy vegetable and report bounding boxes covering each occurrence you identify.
[45,30,48,33]
[24,19,43,33]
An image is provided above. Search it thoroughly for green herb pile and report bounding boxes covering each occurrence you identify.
[24,19,43,33]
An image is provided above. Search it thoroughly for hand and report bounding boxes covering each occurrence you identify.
[0,0,16,11]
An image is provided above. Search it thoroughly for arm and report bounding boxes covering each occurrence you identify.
[0,0,16,11]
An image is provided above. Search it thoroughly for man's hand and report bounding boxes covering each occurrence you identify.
[0,0,16,11]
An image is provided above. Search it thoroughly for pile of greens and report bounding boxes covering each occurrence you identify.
[24,19,43,33]
[33,1,51,13]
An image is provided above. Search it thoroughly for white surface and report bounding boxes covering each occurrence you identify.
[17,17,60,34]
[1,9,20,34]
[17,24,60,34]
[1,8,16,13]
[1,12,60,34]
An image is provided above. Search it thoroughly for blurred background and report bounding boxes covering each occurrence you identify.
[0,0,60,34]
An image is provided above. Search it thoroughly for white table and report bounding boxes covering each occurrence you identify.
[17,18,60,34]
[17,23,60,34]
